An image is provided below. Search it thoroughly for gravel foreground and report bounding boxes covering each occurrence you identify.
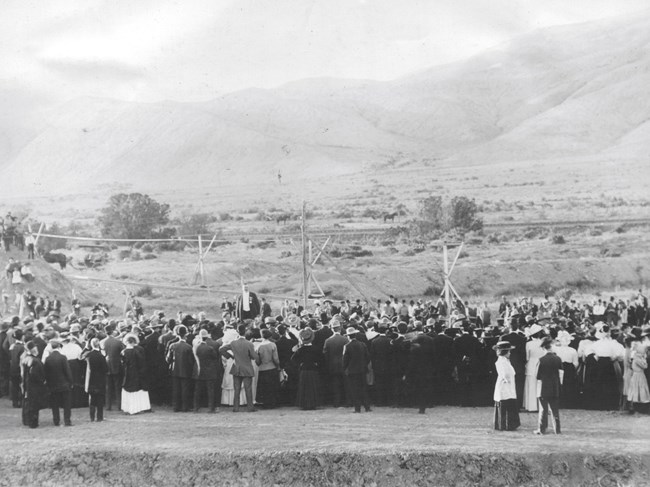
[1,398,648,486]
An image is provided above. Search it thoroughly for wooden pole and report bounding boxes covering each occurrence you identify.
[198,234,204,286]
[443,244,451,326]
[301,201,309,309]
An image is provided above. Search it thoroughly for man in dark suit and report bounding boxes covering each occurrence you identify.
[500,322,527,409]
[430,322,456,405]
[454,324,482,407]
[391,322,411,407]
[535,337,563,435]
[220,323,258,412]
[142,320,166,405]
[275,324,299,406]
[43,340,73,426]
[167,325,195,412]
[343,327,371,413]
[9,328,25,408]
[369,320,393,407]
[193,329,220,413]
[408,328,435,413]
[102,325,124,411]
[322,321,349,407]
[22,341,47,428]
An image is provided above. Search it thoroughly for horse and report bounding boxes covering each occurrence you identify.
[42,251,71,270]
[383,212,398,223]
[276,214,292,225]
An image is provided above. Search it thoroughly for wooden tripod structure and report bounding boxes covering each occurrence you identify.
[191,234,218,286]
[442,241,465,325]
[300,202,331,308]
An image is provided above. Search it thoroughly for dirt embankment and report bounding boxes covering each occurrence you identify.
[2,450,648,487]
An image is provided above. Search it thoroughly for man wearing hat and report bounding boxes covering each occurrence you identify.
[369,319,393,407]
[44,340,74,426]
[22,341,47,428]
[168,325,195,412]
[143,319,167,405]
[193,329,220,413]
[9,328,25,408]
[102,324,125,411]
[219,323,258,412]
[322,320,349,408]
[343,327,371,413]
[534,337,562,435]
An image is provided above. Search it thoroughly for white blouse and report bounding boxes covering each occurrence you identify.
[494,356,517,402]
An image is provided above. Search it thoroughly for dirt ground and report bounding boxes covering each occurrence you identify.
[1,397,648,486]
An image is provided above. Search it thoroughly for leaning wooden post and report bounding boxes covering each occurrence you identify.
[301,201,309,310]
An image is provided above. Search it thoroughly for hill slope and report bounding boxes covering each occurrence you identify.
[2,11,650,197]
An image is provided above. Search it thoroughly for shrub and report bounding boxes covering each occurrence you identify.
[251,240,275,249]
[329,249,342,258]
[131,251,142,261]
[134,285,153,297]
[157,241,187,252]
[133,241,144,249]
[143,253,157,260]
[141,243,154,253]
[555,288,573,300]
[552,235,566,244]
[118,249,131,260]
[423,285,442,296]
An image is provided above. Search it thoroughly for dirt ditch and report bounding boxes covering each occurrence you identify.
[2,450,648,487]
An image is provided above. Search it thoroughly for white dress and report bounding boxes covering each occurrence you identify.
[523,338,545,411]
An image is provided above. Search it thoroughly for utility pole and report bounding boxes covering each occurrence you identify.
[301,201,308,311]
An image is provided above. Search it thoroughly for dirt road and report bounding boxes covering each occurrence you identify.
[1,398,648,486]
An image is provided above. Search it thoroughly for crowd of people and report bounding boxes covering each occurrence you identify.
[0,288,648,430]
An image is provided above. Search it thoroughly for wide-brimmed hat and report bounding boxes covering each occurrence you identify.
[198,329,210,339]
[492,341,515,352]
[526,324,543,337]
[299,328,314,344]
[345,326,359,336]
[556,330,574,346]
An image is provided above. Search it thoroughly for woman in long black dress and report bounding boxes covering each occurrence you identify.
[121,334,151,415]
[291,328,321,410]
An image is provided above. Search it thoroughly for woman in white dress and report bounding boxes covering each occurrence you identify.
[523,324,546,411]
[121,334,151,415]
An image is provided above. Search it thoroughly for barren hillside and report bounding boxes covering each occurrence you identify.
[2,11,650,198]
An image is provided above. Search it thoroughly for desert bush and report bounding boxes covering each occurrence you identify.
[280,250,292,258]
[423,285,442,296]
[552,235,566,244]
[258,287,271,294]
[380,239,396,246]
[135,285,153,297]
[156,241,187,252]
[329,249,342,258]
[335,209,354,219]
[387,247,399,254]
[589,228,603,236]
[141,243,154,253]
[143,253,157,260]
[251,240,275,249]
[240,237,249,244]
[555,288,574,301]
[118,249,131,260]
[458,250,469,259]
[348,249,373,258]
[468,237,483,245]
[615,225,627,234]
[566,277,592,290]
[362,208,382,219]
[133,241,144,249]
[404,249,415,257]
[131,251,142,261]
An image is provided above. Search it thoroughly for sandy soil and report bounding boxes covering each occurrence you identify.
[1,397,648,486]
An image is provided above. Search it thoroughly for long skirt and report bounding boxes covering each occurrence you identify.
[593,358,620,411]
[627,372,650,403]
[523,374,538,411]
[121,389,151,415]
[560,363,579,409]
[494,399,521,431]
[256,369,280,408]
[296,370,320,410]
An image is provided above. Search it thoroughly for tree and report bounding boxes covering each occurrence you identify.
[412,195,483,238]
[449,196,483,232]
[174,212,217,236]
[98,193,170,239]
